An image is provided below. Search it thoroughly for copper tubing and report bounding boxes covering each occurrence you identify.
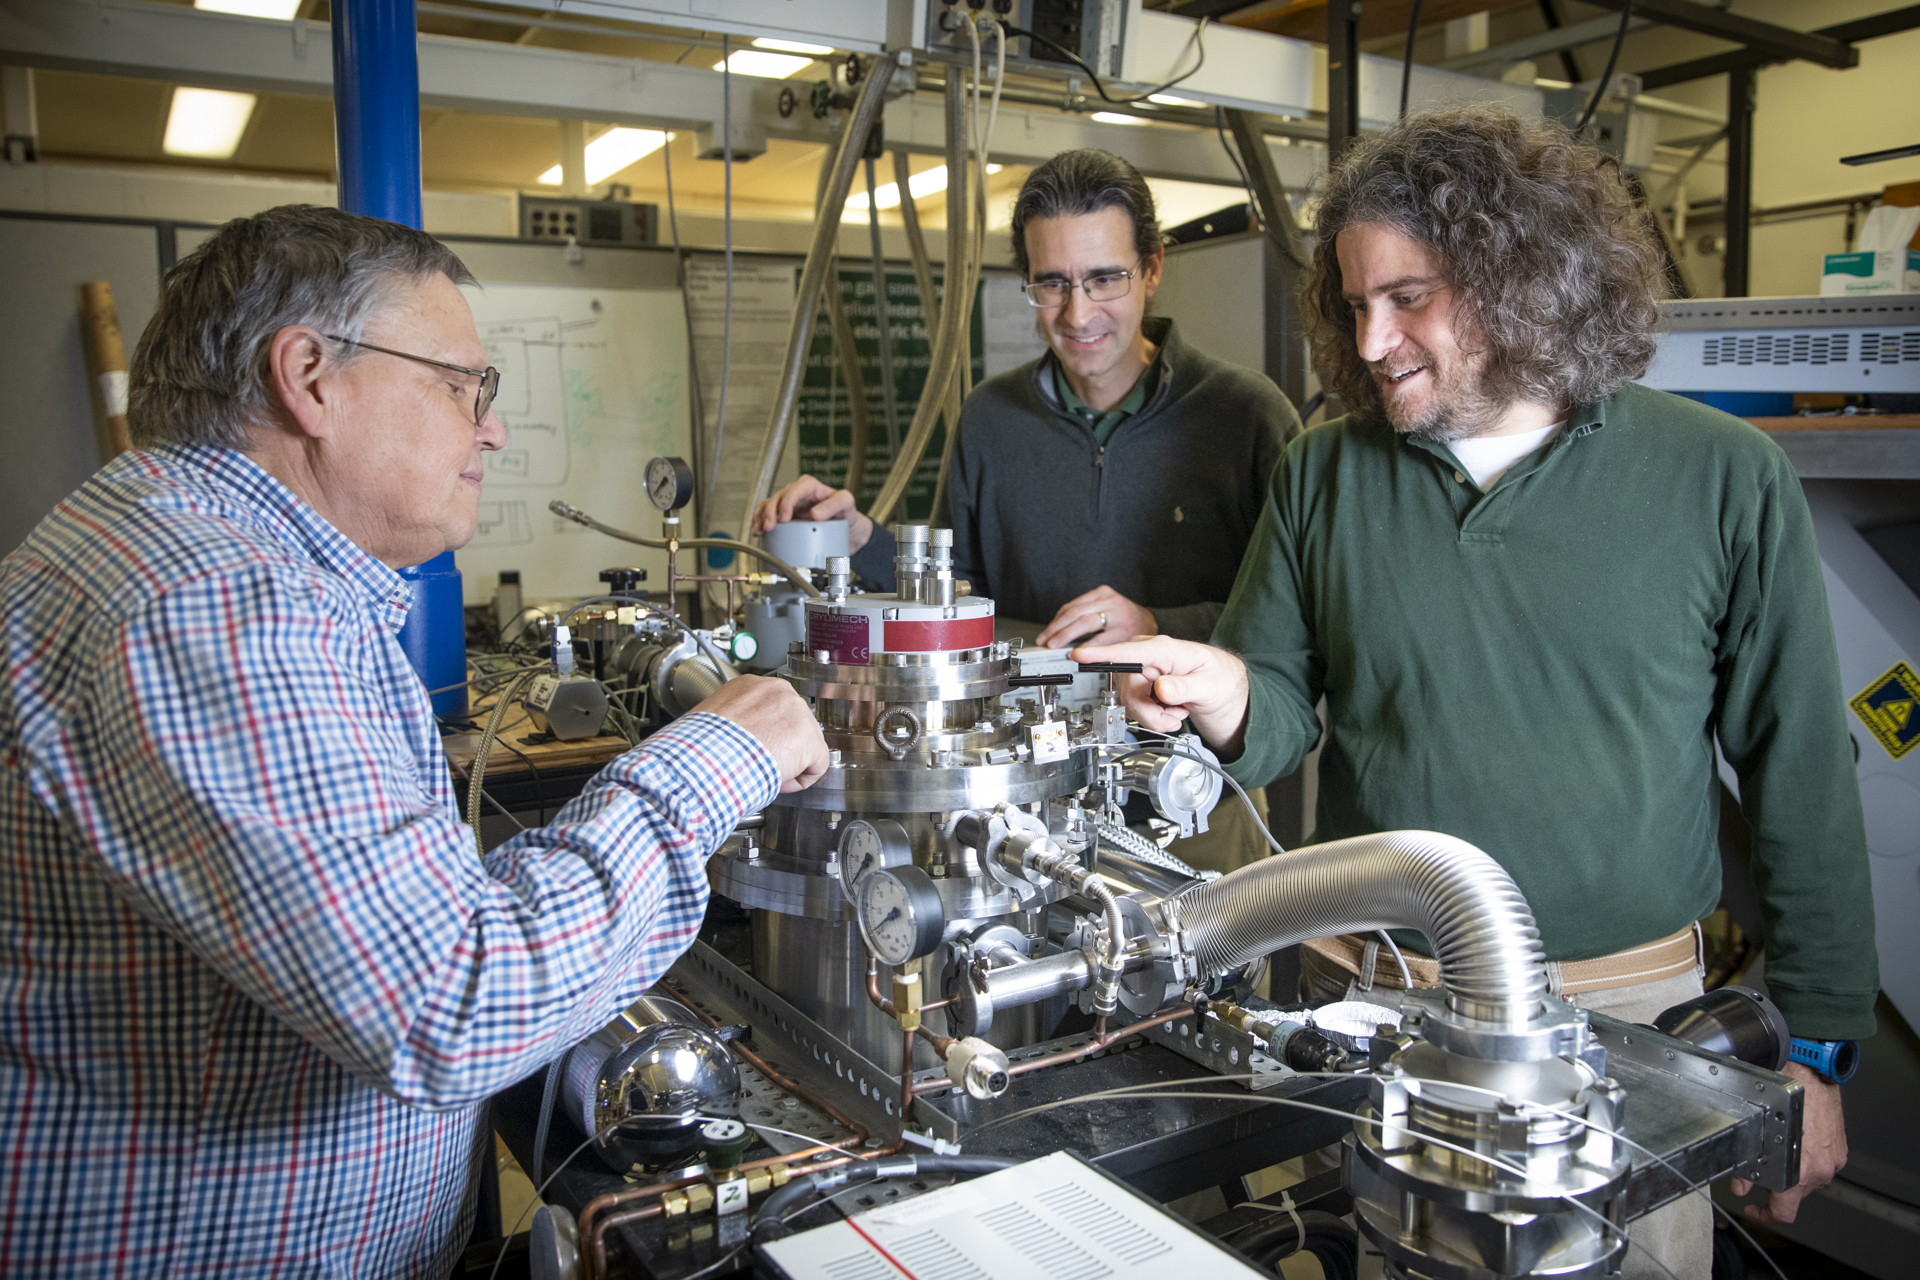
[866,958,953,1019]
[900,1029,916,1128]
[912,1006,1195,1095]
[579,979,873,1271]
[584,1153,869,1280]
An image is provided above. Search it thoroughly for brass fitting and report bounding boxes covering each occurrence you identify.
[661,1189,691,1218]
[892,972,923,1032]
[685,1184,715,1215]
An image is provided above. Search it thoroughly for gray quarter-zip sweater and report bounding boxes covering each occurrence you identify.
[851,318,1299,640]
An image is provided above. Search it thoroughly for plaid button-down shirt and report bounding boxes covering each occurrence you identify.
[0,445,776,1277]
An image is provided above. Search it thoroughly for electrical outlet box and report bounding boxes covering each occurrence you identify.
[517,196,658,247]
[918,0,1138,80]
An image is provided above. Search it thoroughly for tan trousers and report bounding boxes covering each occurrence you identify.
[1166,785,1271,877]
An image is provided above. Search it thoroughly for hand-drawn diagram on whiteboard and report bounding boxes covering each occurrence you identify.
[479,315,570,487]
[454,283,692,605]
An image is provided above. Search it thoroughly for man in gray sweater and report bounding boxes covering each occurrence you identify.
[754,150,1299,873]
[753,149,1300,649]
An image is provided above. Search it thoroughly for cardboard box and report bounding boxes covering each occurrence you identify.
[1821,248,1920,296]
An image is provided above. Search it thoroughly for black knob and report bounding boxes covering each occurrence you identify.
[600,567,649,595]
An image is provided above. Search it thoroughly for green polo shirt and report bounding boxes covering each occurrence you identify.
[1053,354,1160,446]
[1214,382,1878,1039]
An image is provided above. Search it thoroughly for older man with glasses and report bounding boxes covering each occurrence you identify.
[0,204,828,1276]
[756,149,1301,873]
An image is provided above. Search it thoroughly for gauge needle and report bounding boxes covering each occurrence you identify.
[878,907,902,928]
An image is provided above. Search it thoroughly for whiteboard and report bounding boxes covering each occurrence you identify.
[454,282,693,605]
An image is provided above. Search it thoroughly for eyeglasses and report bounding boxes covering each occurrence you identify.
[1021,261,1143,309]
[324,335,501,426]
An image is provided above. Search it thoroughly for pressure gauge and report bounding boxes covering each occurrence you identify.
[645,456,695,512]
[730,630,759,663]
[855,865,944,966]
[838,818,912,887]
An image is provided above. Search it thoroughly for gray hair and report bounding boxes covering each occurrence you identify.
[128,204,475,449]
[1009,149,1164,278]
[1303,106,1667,421]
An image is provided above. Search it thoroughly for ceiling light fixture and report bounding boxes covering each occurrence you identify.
[162,86,258,159]
[846,162,1009,212]
[193,0,302,19]
[752,37,834,56]
[537,127,667,186]
[713,50,814,79]
[1090,112,1149,126]
[1147,93,1206,108]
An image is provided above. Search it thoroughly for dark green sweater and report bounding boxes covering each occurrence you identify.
[1215,383,1878,1040]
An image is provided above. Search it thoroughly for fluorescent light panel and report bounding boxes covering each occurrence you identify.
[713,50,814,79]
[194,0,302,18]
[163,86,257,159]
[1147,93,1206,108]
[845,163,1007,212]
[538,127,667,186]
[753,37,834,56]
[1090,111,1148,126]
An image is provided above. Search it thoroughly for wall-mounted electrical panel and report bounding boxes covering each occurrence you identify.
[517,196,658,247]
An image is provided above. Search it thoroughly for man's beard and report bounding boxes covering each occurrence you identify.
[1373,348,1503,443]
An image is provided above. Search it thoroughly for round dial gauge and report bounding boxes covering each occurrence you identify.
[856,865,944,966]
[645,456,696,512]
[838,818,911,887]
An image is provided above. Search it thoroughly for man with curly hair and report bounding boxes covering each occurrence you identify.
[1079,106,1876,1278]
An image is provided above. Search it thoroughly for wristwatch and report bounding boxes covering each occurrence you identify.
[1787,1037,1860,1084]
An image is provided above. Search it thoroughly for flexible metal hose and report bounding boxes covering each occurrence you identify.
[1170,831,1549,1027]
[748,55,896,520]
[1095,820,1201,881]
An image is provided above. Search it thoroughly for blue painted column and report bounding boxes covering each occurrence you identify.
[332,0,469,719]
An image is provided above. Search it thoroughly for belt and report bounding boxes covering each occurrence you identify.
[1301,925,1700,997]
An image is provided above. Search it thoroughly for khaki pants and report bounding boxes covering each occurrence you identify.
[1166,785,1271,877]
[1299,955,1712,1280]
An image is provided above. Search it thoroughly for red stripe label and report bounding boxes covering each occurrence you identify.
[884,615,994,652]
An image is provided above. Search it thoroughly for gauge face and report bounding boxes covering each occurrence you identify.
[730,630,759,663]
[646,456,695,512]
[856,865,944,966]
[838,818,910,887]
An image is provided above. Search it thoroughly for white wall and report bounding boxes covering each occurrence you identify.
[0,159,518,235]
[1633,0,1920,298]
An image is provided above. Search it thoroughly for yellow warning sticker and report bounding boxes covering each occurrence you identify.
[1850,661,1920,761]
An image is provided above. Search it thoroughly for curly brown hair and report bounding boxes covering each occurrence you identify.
[1304,106,1668,422]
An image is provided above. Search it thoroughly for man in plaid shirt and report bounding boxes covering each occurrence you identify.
[0,205,828,1277]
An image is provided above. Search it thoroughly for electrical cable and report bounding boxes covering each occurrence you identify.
[863,154,902,461]
[485,1120,621,1280]
[1223,1208,1359,1279]
[1213,105,1258,221]
[531,1047,571,1186]
[1399,0,1425,119]
[1002,18,1207,107]
[705,32,736,529]
[1573,1,1633,138]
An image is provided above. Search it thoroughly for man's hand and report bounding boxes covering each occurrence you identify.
[694,676,831,793]
[1730,1062,1847,1225]
[1036,585,1156,650]
[750,475,873,553]
[1070,636,1252,757]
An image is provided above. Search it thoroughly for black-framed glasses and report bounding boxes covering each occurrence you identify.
[1021,261,1143,309]
[324,335,501,425]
